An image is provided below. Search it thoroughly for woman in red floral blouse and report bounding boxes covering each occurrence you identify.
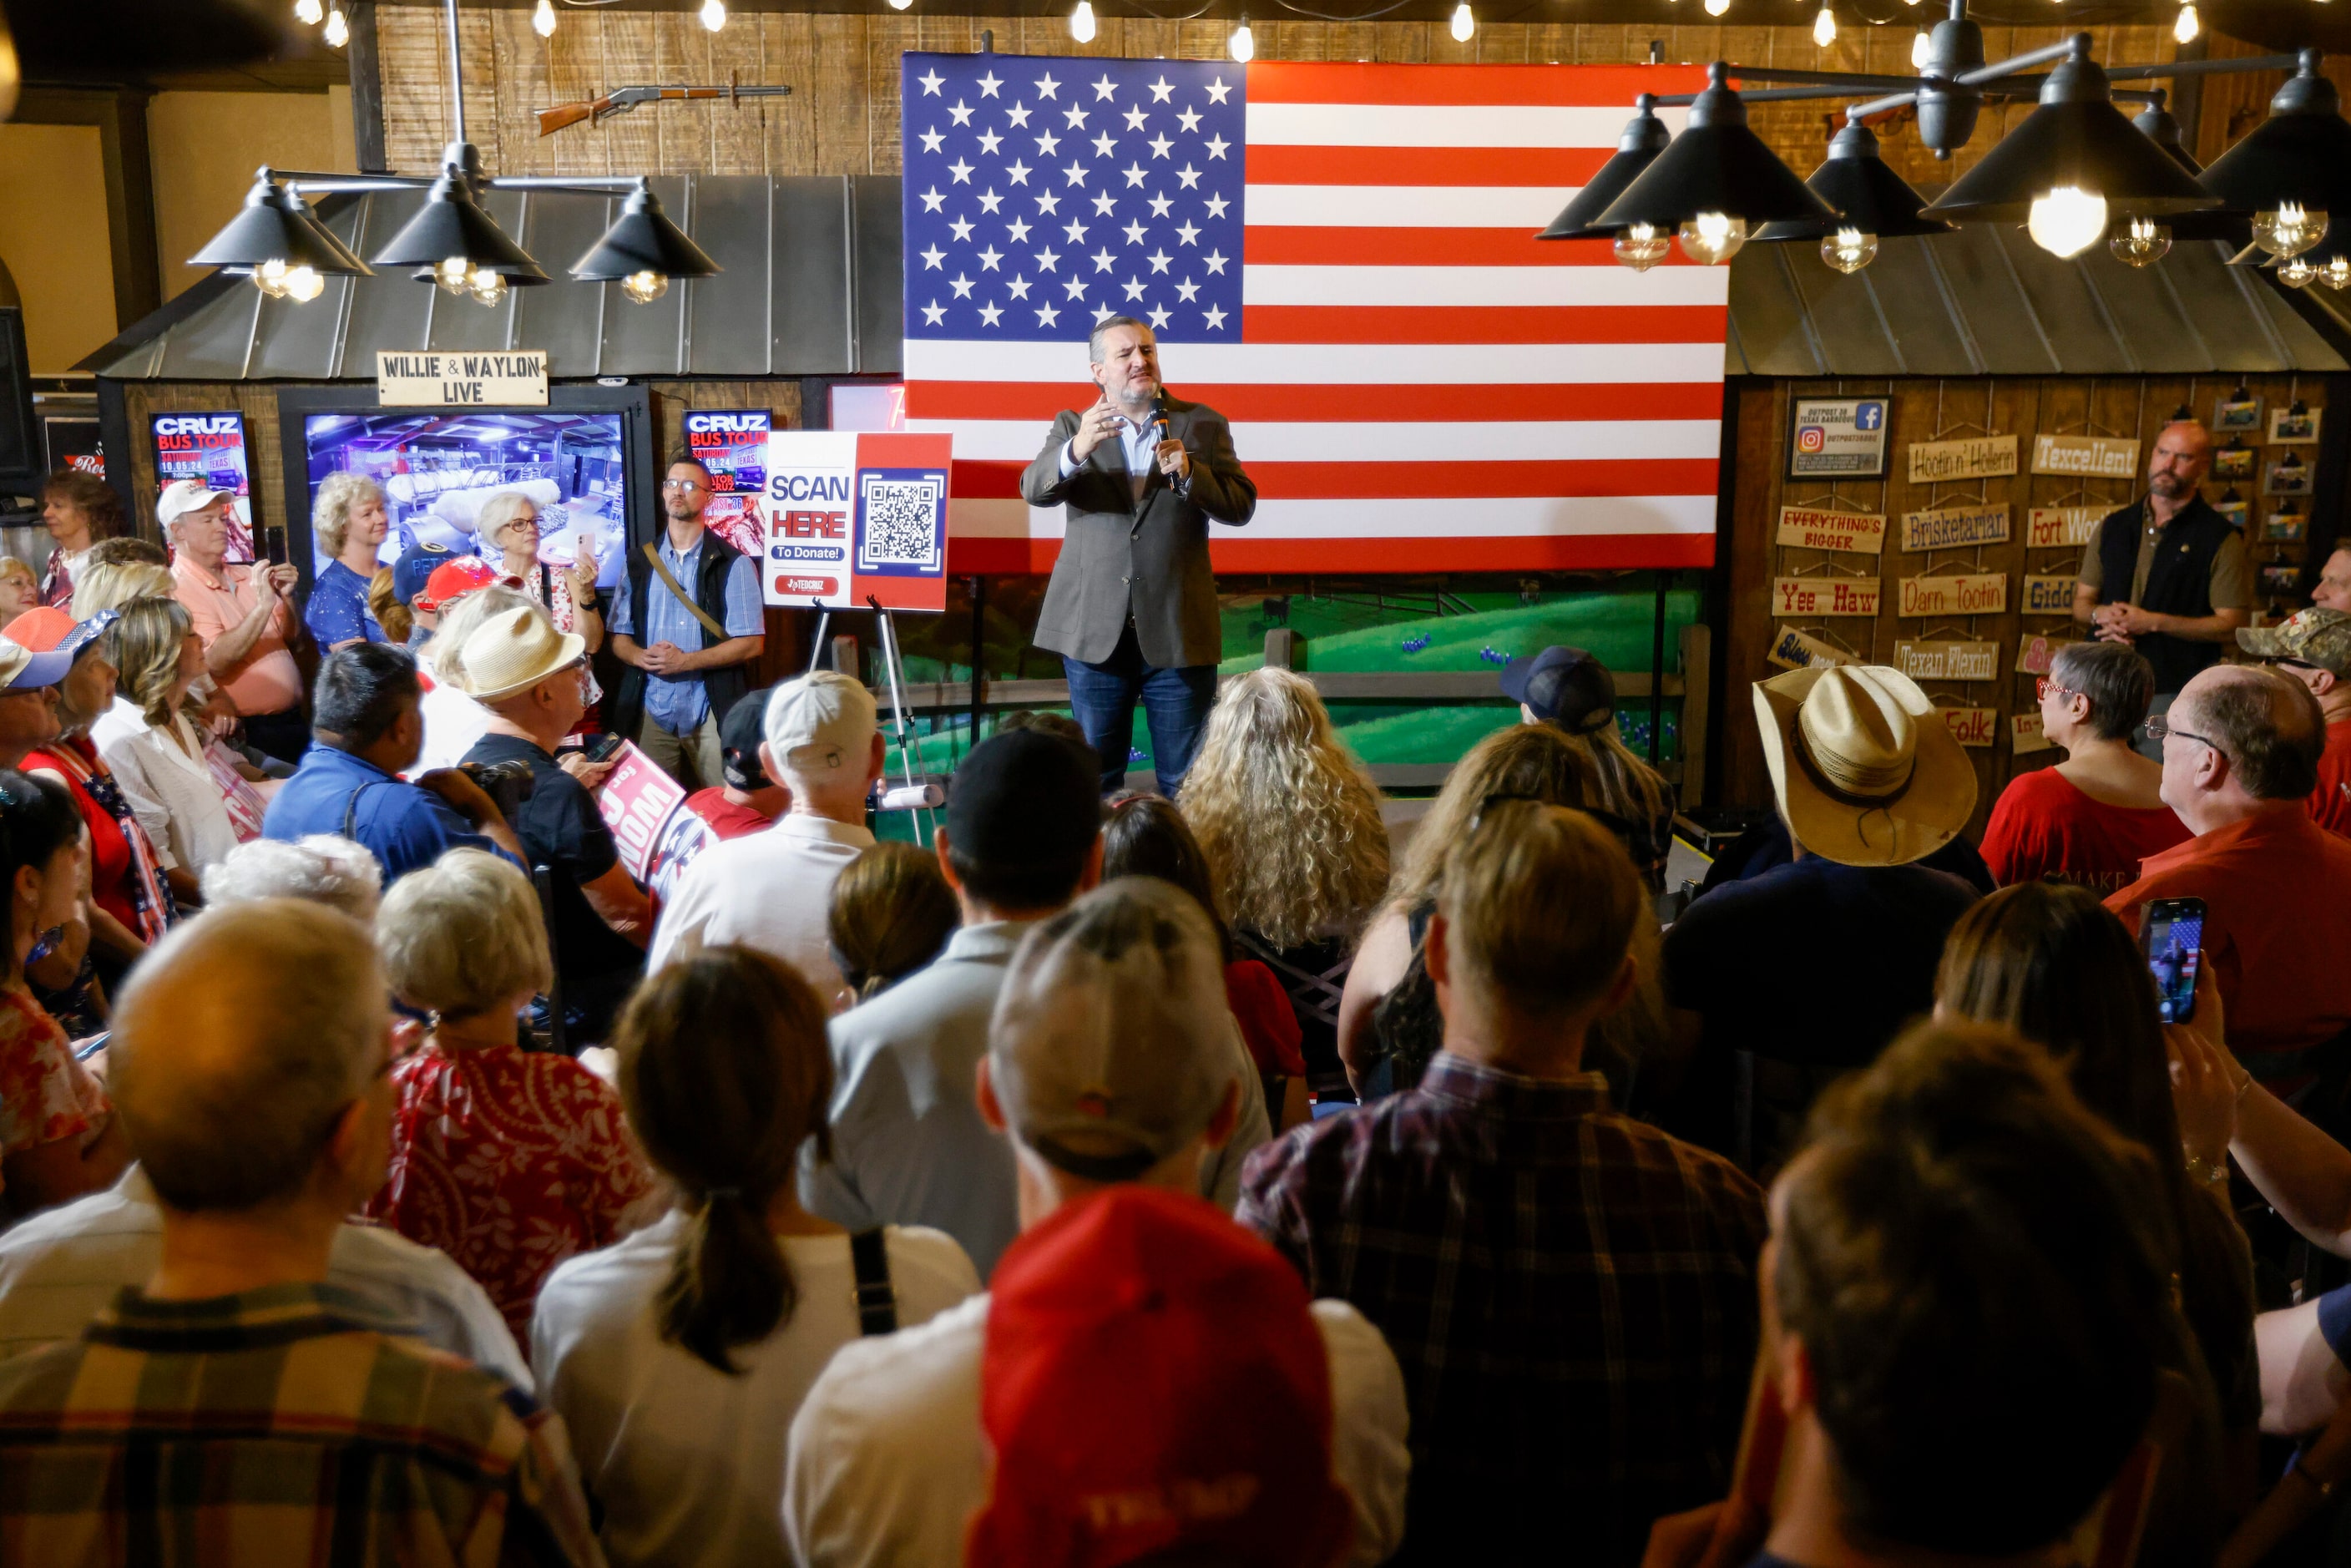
[364,847,657,1352]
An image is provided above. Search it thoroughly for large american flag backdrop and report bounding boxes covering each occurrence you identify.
[899,54,1725,574]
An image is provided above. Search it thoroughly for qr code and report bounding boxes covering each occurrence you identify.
[858,472,945,573]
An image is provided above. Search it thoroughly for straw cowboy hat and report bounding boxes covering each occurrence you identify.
[1752,664,1976,867]
[460,605,587,701]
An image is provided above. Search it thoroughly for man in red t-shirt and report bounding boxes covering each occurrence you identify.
[2237,606,2351,838]
[2107,663,2351,1091]
[681,685,787,840]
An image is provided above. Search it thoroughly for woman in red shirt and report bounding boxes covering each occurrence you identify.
[1981,640,2190,893]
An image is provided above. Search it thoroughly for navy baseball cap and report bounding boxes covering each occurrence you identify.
[948,729,1100,867]
[391,541,453,608]
[1499,645,1618,736]
[722,687,772,791]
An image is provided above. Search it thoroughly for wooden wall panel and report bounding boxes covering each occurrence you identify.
[372,8,2202,182]
[1717,372,2327,836]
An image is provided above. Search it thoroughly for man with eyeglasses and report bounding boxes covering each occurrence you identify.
[2106,662,2351,1095]
[608,453,765,790]
[2237,606,2351,837]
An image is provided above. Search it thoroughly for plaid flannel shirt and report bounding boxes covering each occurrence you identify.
[0,1282,604,1567]
[1237,1054,1769,1567]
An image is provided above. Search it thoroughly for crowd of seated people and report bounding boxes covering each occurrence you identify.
[3,513,2351,1568]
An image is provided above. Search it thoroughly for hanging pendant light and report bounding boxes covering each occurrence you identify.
[2201,53,2349,263]
[1227,15,1252,61]
[1923,33,2213,257]
[1911,30,1929,71]
[533,0,555,37]
[1537,95,1671,241]
[1613,225,1671,271]
[1594,63,1839,266]
[2173,3,2199,46]
[1754,117,1952,271]
[570,179,722,304]
[2109,216,2172,266]
[1450,2,1474,43]
[322,6,347,47]
[1812,4,1836,48]
[699,0,725,31]
[372,154,550,293]
[295,0,323,23]
[190,169,375,304]
[2133,89,2200,174]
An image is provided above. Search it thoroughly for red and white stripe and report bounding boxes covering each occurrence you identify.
[912,62,1724,574]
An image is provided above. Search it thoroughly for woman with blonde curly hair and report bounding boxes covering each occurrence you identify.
[1178,666,1388,1080]
[306,472,391,651]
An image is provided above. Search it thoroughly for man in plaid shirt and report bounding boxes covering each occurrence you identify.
[1238,803,1767,1567]
[0,901,603,1568]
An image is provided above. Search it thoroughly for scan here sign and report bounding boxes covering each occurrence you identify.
[761,430,953,613]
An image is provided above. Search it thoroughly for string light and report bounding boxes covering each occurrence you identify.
[322,6,347,46]
[1911,29,1929,69]
[1228,15,1253,60]
[2173,3,2198,45]
[890,0,913,11]
[1450,2,1474,42]
[1703,0,1729,15]
[294,0,323,24]
[1813,4,1836,48]
[532,0,554,36]
[1071,0,1097,41]
[699,0,725,31]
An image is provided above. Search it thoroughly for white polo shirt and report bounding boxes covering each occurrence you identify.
[646,812,877,1006]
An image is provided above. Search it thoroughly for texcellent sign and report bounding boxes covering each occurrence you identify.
[1908,433,2017,485]
[1766,626,1858,670]
[1895,640,2000,681]
[1900,503,2010,553]
[2028,506,2106,549]
[376,351,548,407]
[1937,707,1998,748]
[1773,577,1883,618]
[1898,573,2006,617]
[1789,397,1891,478]
[1776,506,1887,555]
[2031,433,2140,478]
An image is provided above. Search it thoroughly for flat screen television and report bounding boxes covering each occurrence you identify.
[273,385,655,595]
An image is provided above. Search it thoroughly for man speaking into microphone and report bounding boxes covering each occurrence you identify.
[1020,316,1256,795]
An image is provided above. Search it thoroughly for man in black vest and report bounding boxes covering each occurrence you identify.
[2071,419,2251,757]
[609,453,766,788]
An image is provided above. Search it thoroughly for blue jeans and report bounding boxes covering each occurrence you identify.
[1063,621,1218,796]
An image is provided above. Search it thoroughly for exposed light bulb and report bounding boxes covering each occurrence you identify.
[294,0,323,23]
[533,0,554,35]
[2253,205,2327,259]
[1813,4,1836,47]
[1613,223,1671,272]
[1823,226,1878,274]
[1227,17,1252,60]
[699,0,725,30]
[283,266,326,302]
[2027,185,2106,257]
[1450,1,1474,41]
[1911,29,1929,68]
[2279,255,2320,289]
[1703,0,1729,15]
[890,0,913,10]
[468,269,508,306]
[322,5,347,46]
[1070,0,1096,40]
[2173,2,2198,44]
[621,270,670,304]
[2323,256,2351,291]
[1678,210,1748,266]
[2109,217,2171,267]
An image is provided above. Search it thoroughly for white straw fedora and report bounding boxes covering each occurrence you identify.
[459,605,588,701]
[1752,664,1977,867]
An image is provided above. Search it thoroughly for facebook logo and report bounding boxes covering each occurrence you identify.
[1856,401,1884,432]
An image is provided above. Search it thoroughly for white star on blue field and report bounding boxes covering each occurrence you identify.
[902,53,1247,342]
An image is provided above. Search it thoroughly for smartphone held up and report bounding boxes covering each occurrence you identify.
[2141,898,2206,1025]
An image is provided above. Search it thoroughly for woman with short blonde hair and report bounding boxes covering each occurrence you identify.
[1179,666,1389,1080]
[308,473,392,651]
[366,847,655,1348]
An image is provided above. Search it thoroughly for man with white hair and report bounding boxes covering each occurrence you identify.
[646,670,882,1006]
[200,834,386,921]
[164,478,310,765]
[0,901,595,1561]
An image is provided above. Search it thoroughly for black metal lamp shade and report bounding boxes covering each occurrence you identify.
[570,180,721,281]
[2134,90,2202,175]
[190,169,373,276]
[2200,52,2351,225]
[371,169,549,282]
[1925,35,2217,223]
[1537,95,1671,240]
[1755,120,1954,242]
[1593,64,1838,235]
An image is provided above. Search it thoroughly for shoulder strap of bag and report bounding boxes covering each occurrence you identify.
[341,776,389,839]
[640,541,731,643]
[849,1227,898,1337]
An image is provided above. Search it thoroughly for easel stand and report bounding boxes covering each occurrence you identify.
[801,600,940,842]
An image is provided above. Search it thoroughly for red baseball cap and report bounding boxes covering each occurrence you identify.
[965,1186,1352,1568]
[415,557,506,615]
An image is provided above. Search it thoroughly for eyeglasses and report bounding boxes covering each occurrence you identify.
[2143,714,2222,752]
[661,478,705,493]
[2035,677,2080,702]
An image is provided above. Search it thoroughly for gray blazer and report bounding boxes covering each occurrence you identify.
[1018,394,1256,669]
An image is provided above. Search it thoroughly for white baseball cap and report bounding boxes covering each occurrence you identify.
[762,670,877,774]
[0,636,73,692]
[156,479,230,529]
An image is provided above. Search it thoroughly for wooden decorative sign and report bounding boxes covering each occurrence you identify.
[1908,433,2018,484]
[1937,707,1999,748]
[1895,640,2000,681]
[2027,506,2106,549]
[1766,626,1858,670]
[2031,433,2140,478]
[1898,573,2006,617]
[376,351,549,407]
[2023,575,2078,615]
[2012,711,2055,754]
[1776,506,1887,555]
[1773,577,1883,618]
[2016,633,2074,675]
[1900,503,2010,553]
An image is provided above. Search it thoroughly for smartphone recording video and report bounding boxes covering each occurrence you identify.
[2141,898,2206,1025]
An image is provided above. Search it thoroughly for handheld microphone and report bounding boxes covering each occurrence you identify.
[1149,392,1170,448]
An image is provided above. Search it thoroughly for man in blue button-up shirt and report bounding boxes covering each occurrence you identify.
[608,457,766,789]
[262,645,524,884]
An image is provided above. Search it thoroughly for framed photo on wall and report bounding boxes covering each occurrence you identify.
[2269,407,2322,444]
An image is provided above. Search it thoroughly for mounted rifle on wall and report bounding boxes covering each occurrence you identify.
[537,71,792,135]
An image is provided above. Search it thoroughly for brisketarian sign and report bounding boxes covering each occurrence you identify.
[1772,577,1883,618]
[763,431,954,612]
[684,410,771,560]
[1775,506,1886,555]
[1907,433,2017,485]
[1894,640,2000,681]
[375,351,549,407]
[2031,433,2140,478]
[1899,503,2010,553]
[150,411,255,564]
[1788,397,1890,478]
[1898,572,2006,618]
